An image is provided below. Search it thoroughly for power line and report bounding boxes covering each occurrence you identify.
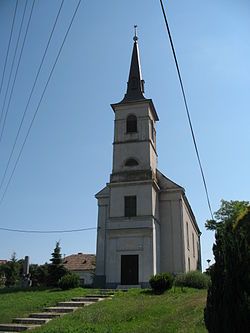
[0,226,96,234]
[0,0,29,141]
[0,0,82,206]
[0,0,19,120]
[0,0,65,193]
[0,0,35,143]
[159,0,214,220]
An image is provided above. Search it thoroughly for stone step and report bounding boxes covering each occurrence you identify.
[0,293,111,333]
[117,284,141,290]
[0,323,41,332]
[82,302,93,306]
[85,294,113,298]
[29,312,62,319]
[71,297,100,302]
[45,306,77,313]
[99,289,116,293]
[57,301,86,307]
[13,318,50,325]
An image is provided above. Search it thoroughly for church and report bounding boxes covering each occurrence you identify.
[94,32,201,288]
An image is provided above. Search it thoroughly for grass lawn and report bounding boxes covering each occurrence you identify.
[29,288,207,333]
[0,287,90,324]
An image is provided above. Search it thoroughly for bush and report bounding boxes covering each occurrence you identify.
[174,271,210,289]
[149,272,174,294]
[58,273,80,290]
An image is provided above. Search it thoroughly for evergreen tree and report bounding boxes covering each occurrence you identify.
[47,241,67,287]
[204,200,250,332]
[7,253,20,287]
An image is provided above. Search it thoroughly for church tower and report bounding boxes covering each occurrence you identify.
[95,31,201,288]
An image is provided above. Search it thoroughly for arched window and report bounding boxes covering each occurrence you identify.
[126,115,137,133]
[125,158,139,167]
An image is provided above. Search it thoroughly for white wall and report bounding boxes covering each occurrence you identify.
[181,199,200,271]
[105,229,154,284]
[112,102,157,174]
[159,191,185,274]
[109,182,155,218]
[73,270,94,286]
[95,194,109,276]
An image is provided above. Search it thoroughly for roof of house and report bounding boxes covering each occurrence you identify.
[63,253,95,271]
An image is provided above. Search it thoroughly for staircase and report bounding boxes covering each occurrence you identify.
[0,293,113,332]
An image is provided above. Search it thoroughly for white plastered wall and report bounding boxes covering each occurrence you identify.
[159,190,185,274]
[181,199,200,271]
[105,229,153,284]
[109,182,155,218]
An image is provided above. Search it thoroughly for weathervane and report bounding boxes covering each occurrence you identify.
[133,25,138,41]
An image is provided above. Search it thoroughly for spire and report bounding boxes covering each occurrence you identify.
[122,26,145,102]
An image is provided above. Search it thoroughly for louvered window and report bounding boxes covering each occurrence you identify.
[126,115,137,133]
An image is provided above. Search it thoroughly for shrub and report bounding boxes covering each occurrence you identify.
[149,272,174,294]
[58,273,80,290]
[174,271,210,289]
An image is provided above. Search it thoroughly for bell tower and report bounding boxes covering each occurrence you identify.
[110,31,159,184]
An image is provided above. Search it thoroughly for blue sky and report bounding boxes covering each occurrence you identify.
[0,0,249,271]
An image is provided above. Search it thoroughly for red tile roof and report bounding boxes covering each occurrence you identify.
[63,253,95,271]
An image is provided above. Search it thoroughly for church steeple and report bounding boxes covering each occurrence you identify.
[122,26,145,102]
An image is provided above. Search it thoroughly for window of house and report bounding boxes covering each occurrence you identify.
[125,158,139,167]
[186,222,190,249]
[124,196,137,217]
[188,257,190,271]
[192,233,195,257]
[126,115,137,133]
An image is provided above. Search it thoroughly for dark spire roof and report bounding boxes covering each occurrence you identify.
[111,28,159,121]
[122,29,145,102]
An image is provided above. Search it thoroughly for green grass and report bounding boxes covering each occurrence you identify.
[0,287,90,323]
[31,288,207,333]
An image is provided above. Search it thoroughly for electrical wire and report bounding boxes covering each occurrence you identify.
[0,0,28,141]
[0,0,65,193]
[0,0,19,122]
[0,0,35,144]
[0,0,82,206]
[0,226,96,234]
[159,0,214,220]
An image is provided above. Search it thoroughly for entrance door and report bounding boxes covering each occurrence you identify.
[121,255,139,285]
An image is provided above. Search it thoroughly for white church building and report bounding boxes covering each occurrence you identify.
[95,33,201,288]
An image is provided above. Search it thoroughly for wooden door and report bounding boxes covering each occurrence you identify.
[121,255,139,285]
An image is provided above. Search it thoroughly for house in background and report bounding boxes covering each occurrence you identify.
[95,32,201,289]
[63,253,95,286]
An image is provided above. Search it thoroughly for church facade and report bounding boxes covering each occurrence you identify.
[95,34,201,288]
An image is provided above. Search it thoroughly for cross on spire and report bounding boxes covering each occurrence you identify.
[133,25,138,42]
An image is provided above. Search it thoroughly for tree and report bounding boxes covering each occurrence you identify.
[205,200,249,231]
[204,200,250,333]
[1,253,21,287]
[29,263,49,287]
[47,241,68,287]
